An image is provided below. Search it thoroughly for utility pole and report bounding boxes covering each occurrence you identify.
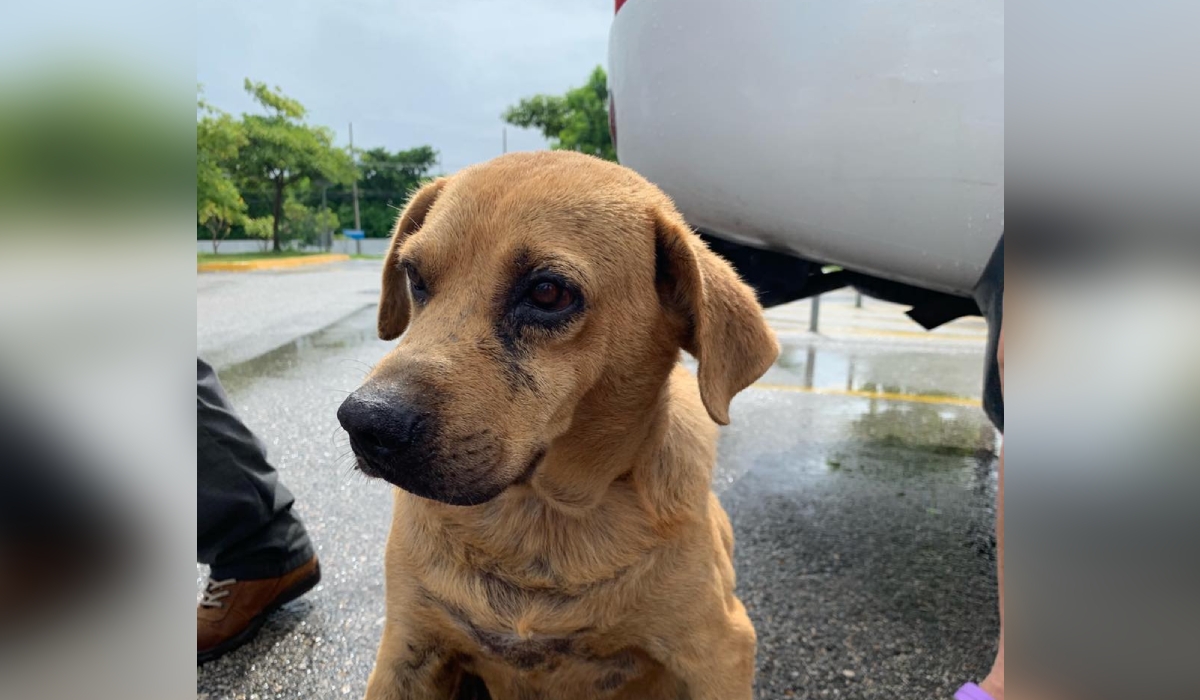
[350,122,361,255]
[503,127,507,154]
[321,184,330,251]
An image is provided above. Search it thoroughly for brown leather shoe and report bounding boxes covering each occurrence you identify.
[197,555,320,664]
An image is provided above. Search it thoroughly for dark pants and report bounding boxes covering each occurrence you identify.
[197,358,313,580]
[972,235,1004,434]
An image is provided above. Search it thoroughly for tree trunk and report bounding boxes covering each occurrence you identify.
[271,177,284,253]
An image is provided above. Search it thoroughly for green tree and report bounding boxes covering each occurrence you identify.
[282,198,339,248]
[503,66,614,161]
[243,215,275,251]
[235,80,353,251]
[197,91,247,254]
[324,145,439,237]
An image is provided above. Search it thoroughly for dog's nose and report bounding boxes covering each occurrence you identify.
[337,390,426,464]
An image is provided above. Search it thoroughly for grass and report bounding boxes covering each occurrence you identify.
[197,251,326,263]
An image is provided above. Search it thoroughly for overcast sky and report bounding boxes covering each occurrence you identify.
[197,0,612,174]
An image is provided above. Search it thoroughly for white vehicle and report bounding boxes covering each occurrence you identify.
[608,0,1003,320]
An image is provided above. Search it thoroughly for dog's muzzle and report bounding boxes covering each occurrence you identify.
[337,388,434,481]
[337,388,509,506]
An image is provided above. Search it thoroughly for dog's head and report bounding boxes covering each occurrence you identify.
[337,152,777,505]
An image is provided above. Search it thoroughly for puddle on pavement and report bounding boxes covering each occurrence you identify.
[848,401,996,460]
[733,338,997,481]
[765,339,984,403]
[218,306,386,395]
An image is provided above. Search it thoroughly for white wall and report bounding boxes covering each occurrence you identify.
[197,238,391,255]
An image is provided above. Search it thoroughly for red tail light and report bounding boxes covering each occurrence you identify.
[615,0,629,14]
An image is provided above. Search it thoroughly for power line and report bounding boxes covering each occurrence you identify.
[349,122,361,232]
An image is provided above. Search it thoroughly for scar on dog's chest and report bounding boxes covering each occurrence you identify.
[470,635,646,699]
[423,589,644,679]
[471,628,640,673]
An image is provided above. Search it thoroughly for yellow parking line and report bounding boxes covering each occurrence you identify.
[752,382,981,408]
[198,254,350,272]
[769,325,985,342]
[832,327,984,341]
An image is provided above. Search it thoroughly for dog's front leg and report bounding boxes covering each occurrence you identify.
[364,621,469,700]
[647,598,757,700]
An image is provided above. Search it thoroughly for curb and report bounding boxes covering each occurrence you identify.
[198,254,351,273]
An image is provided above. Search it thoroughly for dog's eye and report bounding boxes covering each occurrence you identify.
[405,265,429,303]
[526,281,573,312]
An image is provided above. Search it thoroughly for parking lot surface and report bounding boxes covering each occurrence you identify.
[197,262,998,699]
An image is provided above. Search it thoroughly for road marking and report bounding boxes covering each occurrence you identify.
[831,327,985,341]
[751,382,982,408]
[769,325,986,342]
[198,254,350,273]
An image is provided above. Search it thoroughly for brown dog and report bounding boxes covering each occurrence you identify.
[338,151,778,700]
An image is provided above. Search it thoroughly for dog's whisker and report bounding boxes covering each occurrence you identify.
[334,357,374,378]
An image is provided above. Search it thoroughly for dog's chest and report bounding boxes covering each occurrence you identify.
[430,592,653,696]
[464,630,651,699]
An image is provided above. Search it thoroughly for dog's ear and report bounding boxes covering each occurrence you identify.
[378,178,447,340]
[655,208,779,425]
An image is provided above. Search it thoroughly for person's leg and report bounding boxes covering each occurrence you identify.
[197,358,320,663]
[963,237,1003,699]
[980,324,1004,698]
[197,357,312,580]
[980,438,1004,697]
[958,327,1003,700]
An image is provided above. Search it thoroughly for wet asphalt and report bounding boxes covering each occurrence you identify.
[197,261,999,700]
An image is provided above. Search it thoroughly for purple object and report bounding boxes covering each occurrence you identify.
[955,683,995,700]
